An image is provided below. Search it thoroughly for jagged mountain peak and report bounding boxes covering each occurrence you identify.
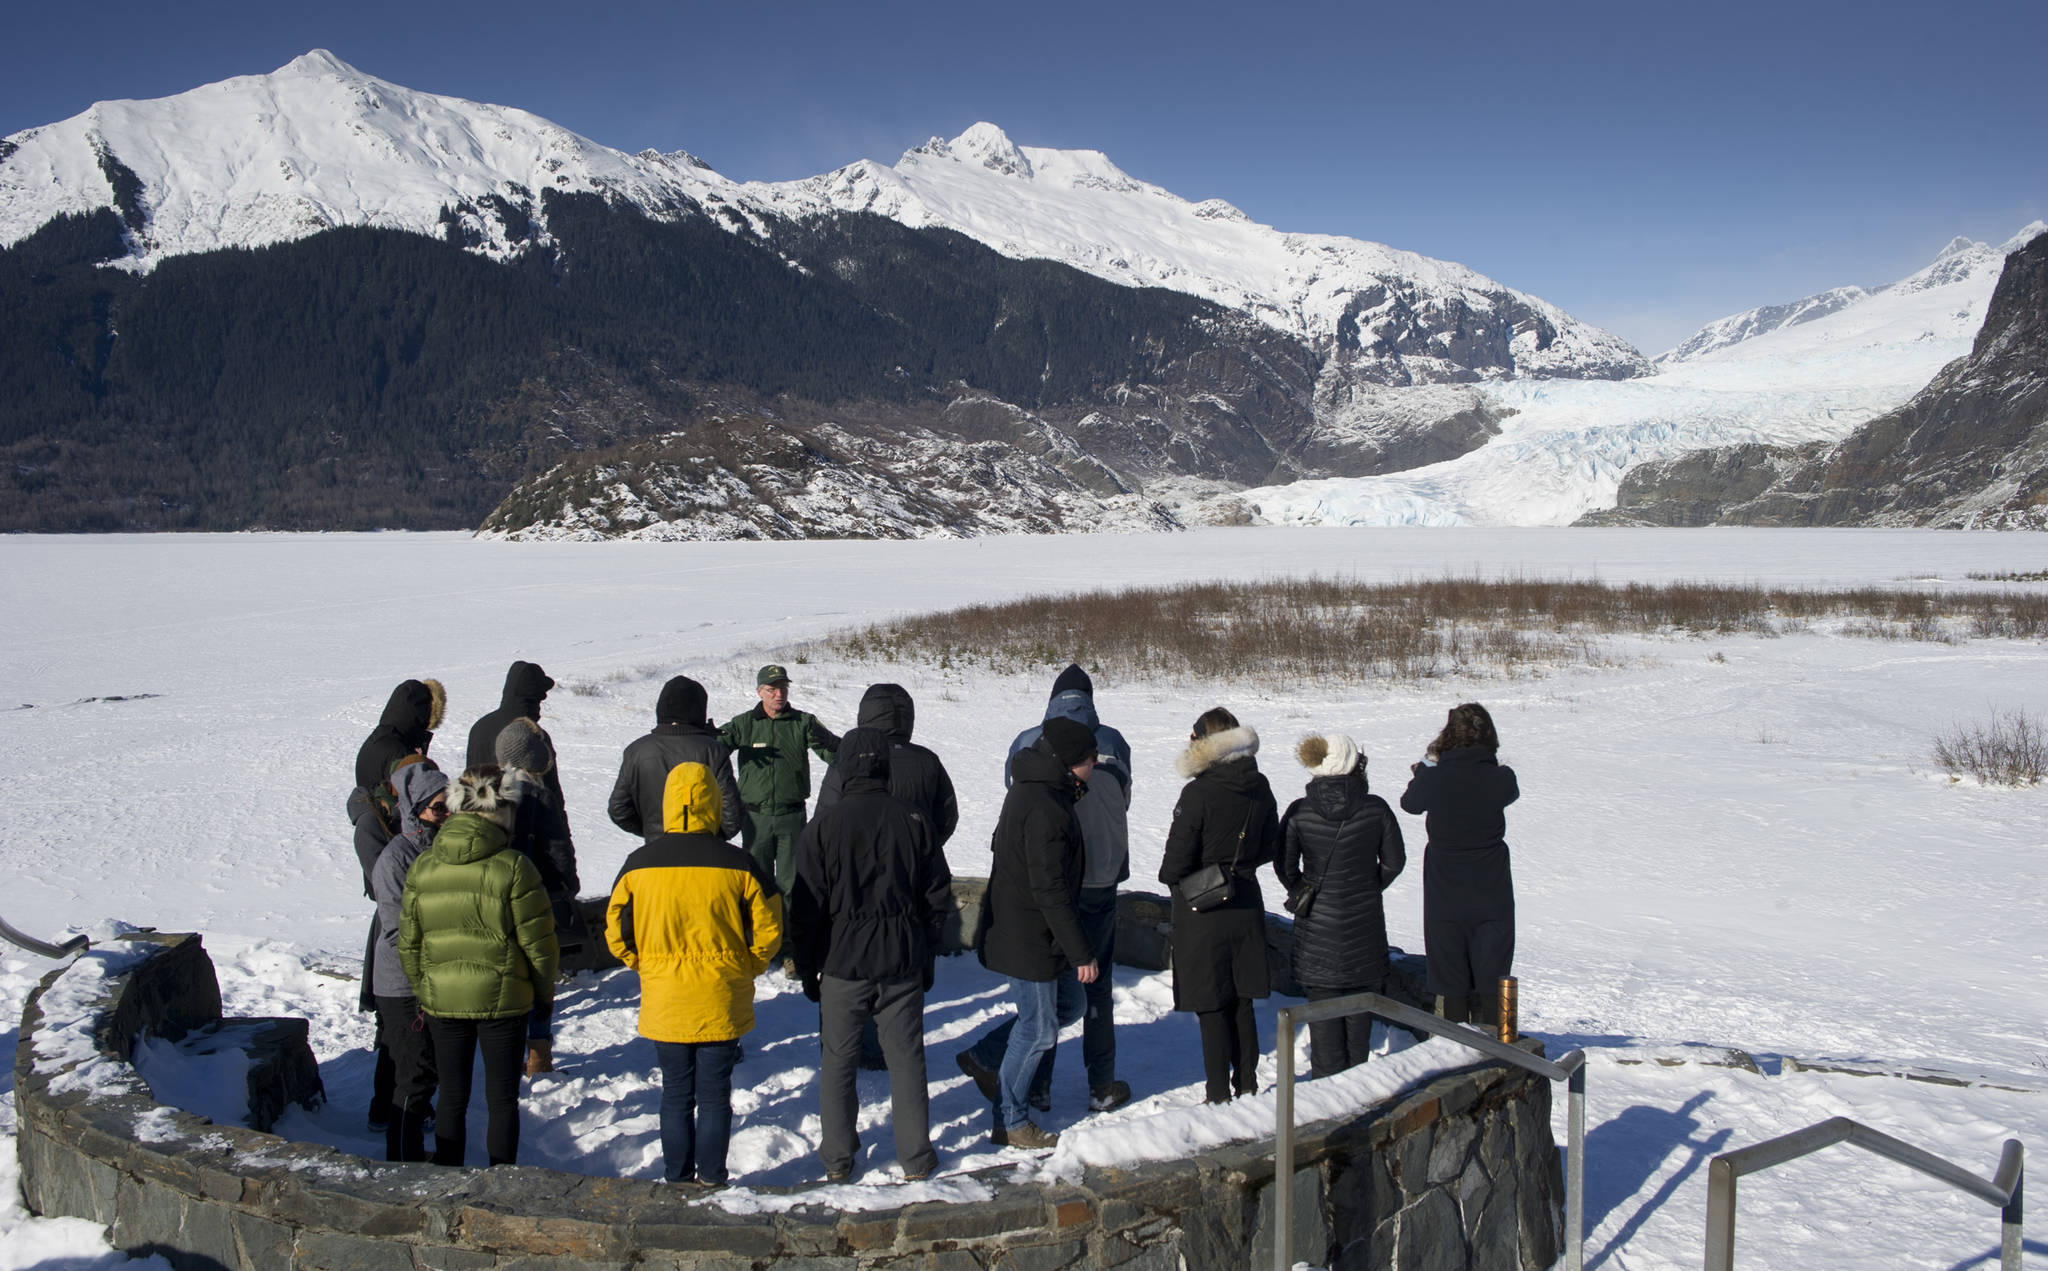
[936,121,1033,178]
[1935,233,1979,260]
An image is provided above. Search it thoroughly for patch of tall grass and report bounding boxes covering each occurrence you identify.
[822,576,2048,685]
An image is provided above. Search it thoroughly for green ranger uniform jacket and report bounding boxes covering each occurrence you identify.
[719,705,841,811]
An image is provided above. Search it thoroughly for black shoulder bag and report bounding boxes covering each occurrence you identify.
[1177,807,1253,912]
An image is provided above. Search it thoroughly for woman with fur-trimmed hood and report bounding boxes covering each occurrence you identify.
[399,766,559,1168]
[1277,733,1406,1078]
[1158,707,1280,1103]
[1400,703,1519,1027]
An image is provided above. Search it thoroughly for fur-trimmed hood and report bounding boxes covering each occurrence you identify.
[1177,724,1260,779]
[446,769,518,833]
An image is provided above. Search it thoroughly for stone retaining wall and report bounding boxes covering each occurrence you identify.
[17,933,1562,1270]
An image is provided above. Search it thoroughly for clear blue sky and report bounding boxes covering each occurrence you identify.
[5,0,2043,354]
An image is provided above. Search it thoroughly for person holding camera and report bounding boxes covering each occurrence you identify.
[1400,702,1519,1027]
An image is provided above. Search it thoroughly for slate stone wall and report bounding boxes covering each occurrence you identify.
[17,933,1562,1270]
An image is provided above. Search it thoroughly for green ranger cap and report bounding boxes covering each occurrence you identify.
[757,664,790,686]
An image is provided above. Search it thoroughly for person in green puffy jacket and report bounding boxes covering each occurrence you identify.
[398,766,559,1167]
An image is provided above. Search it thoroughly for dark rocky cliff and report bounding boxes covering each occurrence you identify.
[1583,233,2048,528]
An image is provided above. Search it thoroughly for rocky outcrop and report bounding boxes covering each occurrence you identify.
[1582,233,2048,528]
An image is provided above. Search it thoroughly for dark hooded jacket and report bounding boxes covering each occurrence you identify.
[815,683,958,847]
[1007,665,1131,890]
[1400,747,1518,927]
[1278,770,1406,990]
[789,729,952,991]
[1159,725,1280,1012]
[979,736,1093,982]
[608,675,742,840]
[506,768,587,954]
[354,679,442,793]
[466,662,566,808]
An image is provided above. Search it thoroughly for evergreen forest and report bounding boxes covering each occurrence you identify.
[0,192,1254,531]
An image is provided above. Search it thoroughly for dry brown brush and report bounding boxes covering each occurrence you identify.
[1933,708,2048,786]
[824,575,2048,686]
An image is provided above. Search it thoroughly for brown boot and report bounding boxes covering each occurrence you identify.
[1003,1120,1060,1150]
[525,1039,554,1076]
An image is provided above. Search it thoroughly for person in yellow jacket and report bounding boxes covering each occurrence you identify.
[606,761,782,1189]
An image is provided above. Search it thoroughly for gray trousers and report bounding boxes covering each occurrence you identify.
[819,973,936,1177]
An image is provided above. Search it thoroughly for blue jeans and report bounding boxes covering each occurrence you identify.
[654,1039,740,1184]
[978,973,1085,1130]
[966,888,1119,1104]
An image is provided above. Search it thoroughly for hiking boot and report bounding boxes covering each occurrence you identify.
[903,1166,934,1182]
[1003,1120,1060,1150]
[525,1040,554,1076]
[955,1050,1000,1103]
[1088,1080,1132,1112]
[824,1166,853,1183]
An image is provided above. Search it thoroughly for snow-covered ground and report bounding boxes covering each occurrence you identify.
[3,528,2046,1269]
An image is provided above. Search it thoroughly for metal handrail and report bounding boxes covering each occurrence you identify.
[0,912,90,960]
[1272,992,1587,1271]
[1704,1118,2023,1270]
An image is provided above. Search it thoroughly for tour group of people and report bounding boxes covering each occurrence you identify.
[345,659,1520,1188]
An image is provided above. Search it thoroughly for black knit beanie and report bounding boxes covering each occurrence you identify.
[1050,663,1093,698]
[1041,716,1097,767]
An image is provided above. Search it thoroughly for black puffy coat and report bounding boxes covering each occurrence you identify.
[466,662,566,808]
[1277,771,1406,991]
[815,683,959,848]
[1158,726,1280,1012]
[789,729,953,989]
[607,677,743,840]
[979,736,1093,982]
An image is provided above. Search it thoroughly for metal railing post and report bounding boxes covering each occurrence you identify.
[2001,1145,2023,1271]
[1703,1157,1736,1271]
[1567,1060,1586,1270]
[1274,1003,1297,1271]
[1702,1120,2023,1267]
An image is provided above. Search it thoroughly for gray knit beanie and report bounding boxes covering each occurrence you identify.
[494,717,553,776]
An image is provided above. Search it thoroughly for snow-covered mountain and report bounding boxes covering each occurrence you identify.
[1235,223,2046,527]
[1653,230,2034,368]
[764,123,1647,382]
[0,51,1646,387]
[0,50,742,265]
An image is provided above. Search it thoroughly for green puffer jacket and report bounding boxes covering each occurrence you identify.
[398,812,560,1020]
[719,705,841,810]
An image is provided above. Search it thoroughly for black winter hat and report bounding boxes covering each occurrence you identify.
[1051,663,1093,698]
[657,675,709,726]
[1041,716,1097,767]
[833,726,893,784]
[504,660,554,702]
